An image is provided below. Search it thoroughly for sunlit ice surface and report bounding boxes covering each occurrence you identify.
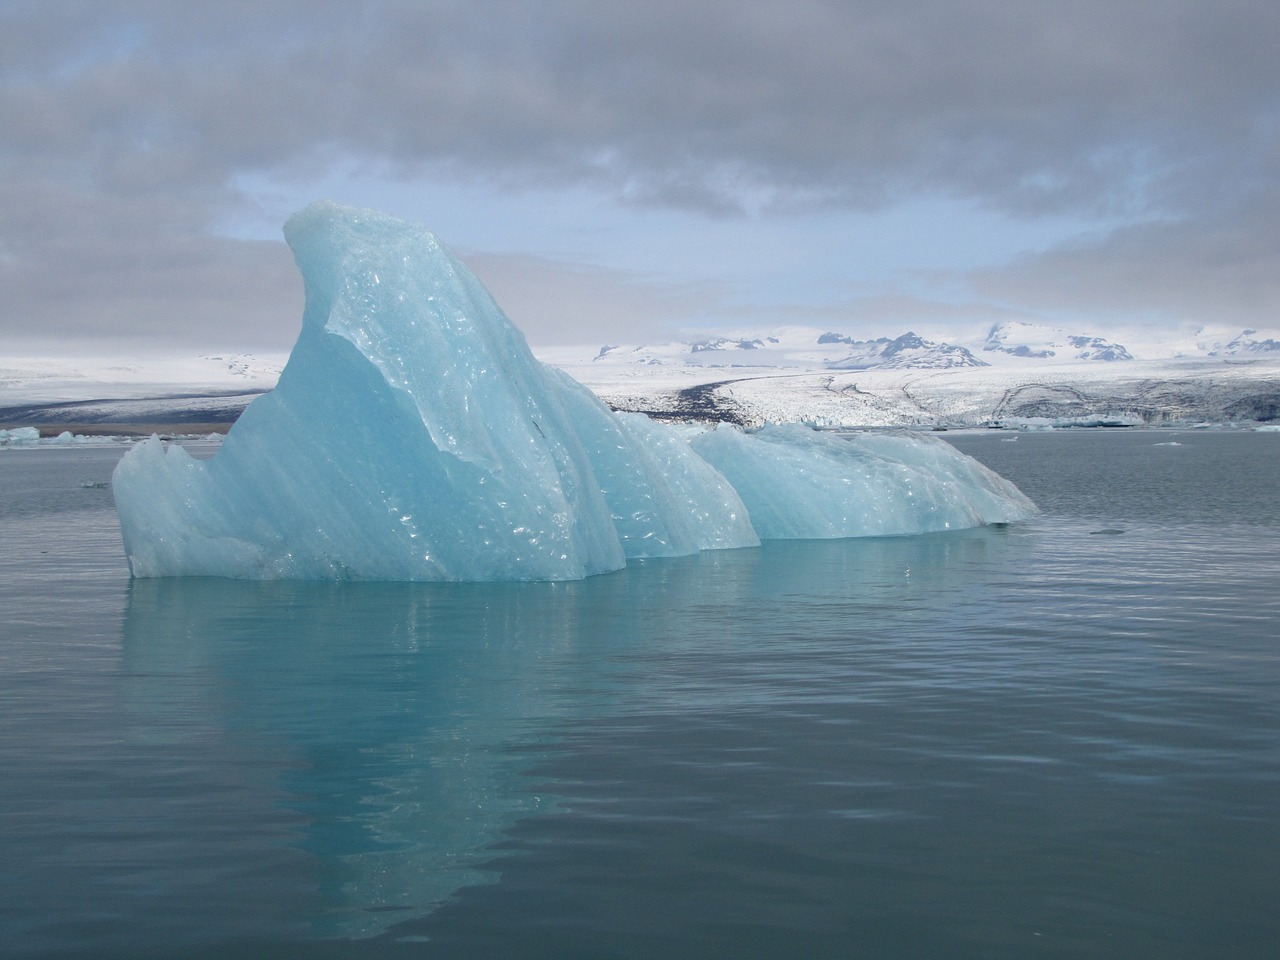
[112,203,1032,581]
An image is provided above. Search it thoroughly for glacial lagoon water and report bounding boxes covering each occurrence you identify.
[1,429,1278,958]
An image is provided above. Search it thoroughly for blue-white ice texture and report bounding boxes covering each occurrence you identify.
[691,424,1033,539]
[112,202,1034,581]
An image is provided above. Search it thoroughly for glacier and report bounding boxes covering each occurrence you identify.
[113,202,1034,581]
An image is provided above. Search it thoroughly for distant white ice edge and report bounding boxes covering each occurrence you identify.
[112,202,1035,582]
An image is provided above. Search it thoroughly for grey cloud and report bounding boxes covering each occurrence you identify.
[462,251,723,347]
[9,0,1278,213]
[2,0,1279,350]
[973,189,1280,328]
[0,180,301,354]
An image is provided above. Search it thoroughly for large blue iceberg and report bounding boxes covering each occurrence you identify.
[113,202,1034,581]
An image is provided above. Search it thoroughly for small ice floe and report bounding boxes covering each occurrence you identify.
[1152,441,1182,446]
[0,426,40,446]
[80,480,110,489]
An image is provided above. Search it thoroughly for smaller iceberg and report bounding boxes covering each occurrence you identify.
[0,426,40,446]
[113,203,1034,581]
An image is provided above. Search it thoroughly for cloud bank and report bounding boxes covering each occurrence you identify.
[3,0,1278,352]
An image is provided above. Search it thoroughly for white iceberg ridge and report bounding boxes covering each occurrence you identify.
[113,203,1035,581]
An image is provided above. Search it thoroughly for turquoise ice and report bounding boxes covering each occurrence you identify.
[113,203,1033,581]
[691,423,1034,539]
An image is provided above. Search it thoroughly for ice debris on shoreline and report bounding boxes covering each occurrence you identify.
[0,427,41,446]
[112,202,1035,581]
[0,429,152,448]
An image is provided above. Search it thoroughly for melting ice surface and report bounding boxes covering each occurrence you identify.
[113,203,1035,581]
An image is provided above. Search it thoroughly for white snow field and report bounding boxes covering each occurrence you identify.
[544,325,1280,429]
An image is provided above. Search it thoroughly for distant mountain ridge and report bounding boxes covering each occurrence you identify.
[982,321,1133,361]
[588,322,1280,373]
[1208,330,1280,357]
[594,329,987,371]
[820,331,988,369]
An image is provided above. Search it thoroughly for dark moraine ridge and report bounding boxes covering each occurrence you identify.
[0,392,266,433]
[610,379,754,425]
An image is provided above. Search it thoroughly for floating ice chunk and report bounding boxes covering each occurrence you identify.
[113,203,1034,582]
[0,426,40,446]
[689,424,1035,539]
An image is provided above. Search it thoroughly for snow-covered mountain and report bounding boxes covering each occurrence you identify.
[982,321,1133,362]
[588,322,1171,372]
[586,322,1280,372]
[592,328,986,371]
[819,332,988,369]
[1205,330,1280,358]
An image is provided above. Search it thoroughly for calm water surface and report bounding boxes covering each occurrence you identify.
[1,430,1277,959]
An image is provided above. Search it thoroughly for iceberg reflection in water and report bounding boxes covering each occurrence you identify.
[120,574,594,940]
[114,529,1006,944]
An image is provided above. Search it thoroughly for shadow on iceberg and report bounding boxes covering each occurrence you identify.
[113,203,1033,581]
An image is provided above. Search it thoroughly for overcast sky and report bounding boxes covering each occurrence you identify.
[3,0,1278,355]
